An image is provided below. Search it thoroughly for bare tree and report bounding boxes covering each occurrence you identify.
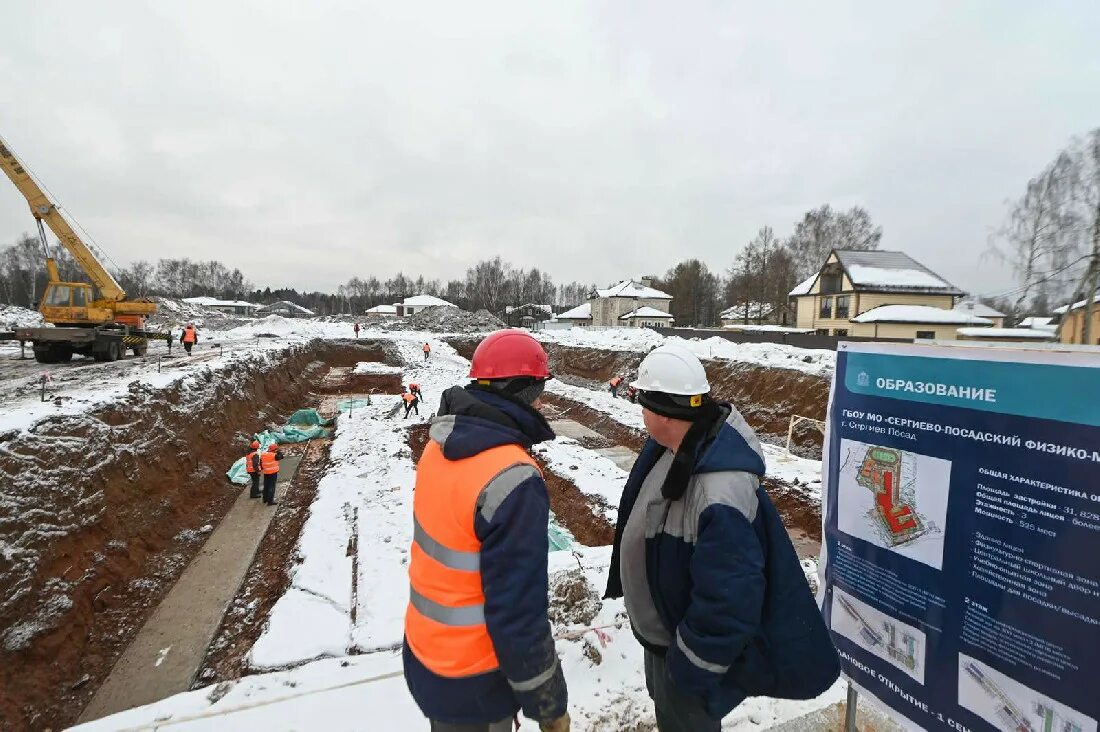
[786,205,882,278]
[658,259,722,327]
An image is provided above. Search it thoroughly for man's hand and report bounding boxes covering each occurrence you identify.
[539,712,570,732]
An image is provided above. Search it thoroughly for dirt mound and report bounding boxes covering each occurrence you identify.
[548,568,601,627]
[146,297,251,332]
[379,306,503,334]
[0,304,45,330]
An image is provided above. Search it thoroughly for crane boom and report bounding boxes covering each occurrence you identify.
[0,134,127,301]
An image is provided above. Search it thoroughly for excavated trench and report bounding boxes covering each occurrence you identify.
[447,337,829,457]
[0,339,400,731]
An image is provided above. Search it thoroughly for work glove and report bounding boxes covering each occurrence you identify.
[539,712,570,732]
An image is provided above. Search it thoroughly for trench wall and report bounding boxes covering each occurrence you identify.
[0,338,397,729]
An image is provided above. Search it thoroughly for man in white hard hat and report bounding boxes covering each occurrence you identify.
[604,344,838,731]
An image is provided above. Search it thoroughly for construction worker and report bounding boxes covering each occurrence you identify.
[609,375,623,398]
[245,440,262,499]
[259,443,284,506]
[408,382,423,400]
[354,322,361,338]
[422,342,431,361]
[403,329,569,732]
[402,390,420,419]
[604,345,838,731]
[180,323,198,355]
[625,384,638,403]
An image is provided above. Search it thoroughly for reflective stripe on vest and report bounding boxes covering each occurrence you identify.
[246,450,260,473]
[405,439,540,678]
[260,451,279,474]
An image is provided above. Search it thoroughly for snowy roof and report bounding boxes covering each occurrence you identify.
[851,305,992,325]
[596,279,672,299]
[555,302,592,320]
[720,302,774,319]
[364,304,398,314]
[400,294,456,308]
[956,327,1056,340]
[620,306,674,320]
[1017,316,1057,331]
[788,273,817,297]
[257,300,315,315]
[953,299,1005,318]
[834,250,964,295]
[722,324,813,333]
[182,296,258,308]
[1053,292,1100,315]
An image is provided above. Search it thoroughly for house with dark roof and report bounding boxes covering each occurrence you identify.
[789,250,969,339]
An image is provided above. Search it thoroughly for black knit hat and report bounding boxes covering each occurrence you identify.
[473,376,546,405]
[636,389,715,421]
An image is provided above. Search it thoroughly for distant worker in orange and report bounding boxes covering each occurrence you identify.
[402,390,420,419]
[259,443,284,506]
[403,329,569,732]
[354,322,361,338]
[245,439,263,499]
[422,342,431,361]
[609,375,623,398]
[180,323,198,355]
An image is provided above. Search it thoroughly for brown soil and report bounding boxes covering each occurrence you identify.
[540,393,646,452]
[0,339,398,731]
[194,437,333,687]
[538,458,616,546]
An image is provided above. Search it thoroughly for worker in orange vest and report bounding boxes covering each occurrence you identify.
[245,439,262,499]
[408,382,423,400]
[259,443,284,506]
[422,341,431,361]
[403,329,569,732]
[402,390,420,419]
[609,375,623,398]
[180,323,198,355]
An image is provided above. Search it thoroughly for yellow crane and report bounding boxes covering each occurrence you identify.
[0,133,160,362]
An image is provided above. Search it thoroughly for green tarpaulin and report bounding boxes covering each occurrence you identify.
[226,409,334,485]
[548,514,575,551]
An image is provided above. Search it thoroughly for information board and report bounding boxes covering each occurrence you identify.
[820,342,1100,732]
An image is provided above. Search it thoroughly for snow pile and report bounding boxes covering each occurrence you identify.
[149,297,251,331]
[538,328,836,377]
[223,315,348,340]
[0,304,45,329]
[378,306,504,334]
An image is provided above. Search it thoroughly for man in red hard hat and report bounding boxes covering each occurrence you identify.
[404,329,570,732]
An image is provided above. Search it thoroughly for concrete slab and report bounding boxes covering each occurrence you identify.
[77,453,306,723]
[594,445,639,471]
[549,419,604,443]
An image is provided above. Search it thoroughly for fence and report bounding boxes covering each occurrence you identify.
[651,327,913,351]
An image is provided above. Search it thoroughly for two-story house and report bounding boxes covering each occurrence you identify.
[589,279,673,327]
[789,250,976,339]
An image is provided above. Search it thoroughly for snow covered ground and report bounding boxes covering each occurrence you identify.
[536,327,836,377]
[71,328,842,731]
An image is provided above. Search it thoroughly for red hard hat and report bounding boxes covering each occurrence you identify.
[250,440,260,449]
[469,329,551,380]
[267,443,279,452]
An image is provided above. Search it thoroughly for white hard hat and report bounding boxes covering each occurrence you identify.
[631,344,710,395]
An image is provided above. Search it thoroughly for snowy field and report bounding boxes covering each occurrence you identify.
[67,323,842,731]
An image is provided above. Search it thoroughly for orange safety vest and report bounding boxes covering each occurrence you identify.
[405,441,539,678]
[403,393,416,403]
[260,450,280,475]
[423,343,431,352]
[409,383,420,391]
[610,376,622,387]
[245,450,260,474]
[182,326,197,343]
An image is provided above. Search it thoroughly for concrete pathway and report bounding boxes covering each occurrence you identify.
[77,454,305,723]
[549,419,604,443]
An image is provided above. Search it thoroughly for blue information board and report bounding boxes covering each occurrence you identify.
[821,342,1100,732]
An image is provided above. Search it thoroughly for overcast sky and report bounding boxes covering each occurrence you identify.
[1,1,1097,297]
